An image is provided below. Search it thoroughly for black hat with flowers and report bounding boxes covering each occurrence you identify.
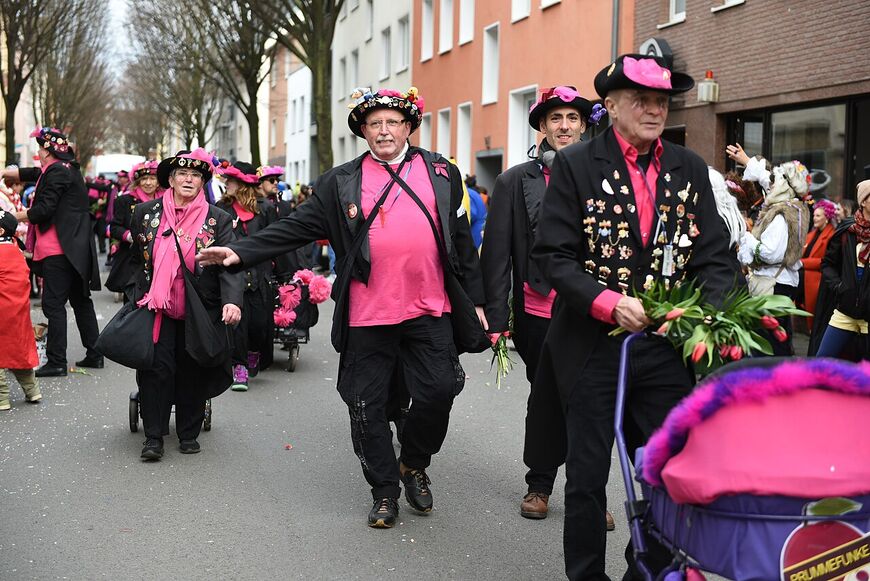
[594,53,694,99]
[347,87,425,138]
[30,127,75,161]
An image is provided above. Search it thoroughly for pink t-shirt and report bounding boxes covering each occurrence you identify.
[31,159,64,261]
[348,154,450,326]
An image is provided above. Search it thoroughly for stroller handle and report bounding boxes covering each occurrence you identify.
[615,331,655,580]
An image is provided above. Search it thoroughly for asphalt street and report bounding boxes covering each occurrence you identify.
[2,271,637,581]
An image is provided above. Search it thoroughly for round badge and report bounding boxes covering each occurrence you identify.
[347,203,358,219]
[150,218,159,228]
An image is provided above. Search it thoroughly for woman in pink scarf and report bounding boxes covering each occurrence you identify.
[127,149,243,461]
[105,161,161,297]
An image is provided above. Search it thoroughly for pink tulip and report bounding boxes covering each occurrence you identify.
[656,322,669,335]
[760,315,779,330]
[773,327,788,343]
[691,342,707,364]
[665,308,685,321]
[730,345,744,360]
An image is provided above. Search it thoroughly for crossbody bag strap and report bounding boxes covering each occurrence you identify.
[346,157,407,260]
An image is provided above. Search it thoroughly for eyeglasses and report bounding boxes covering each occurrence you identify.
[173,169,203,180]
[264,177,279,184]
[628,92,670,112]
[365,119,406,130]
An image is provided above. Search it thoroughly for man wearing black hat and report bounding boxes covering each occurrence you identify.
[481,85,611,524]
[198,87,486,529]
[531,56,735,579]
[4,128,102,377]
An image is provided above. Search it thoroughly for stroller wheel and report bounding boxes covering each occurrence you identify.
[129,391,140,433]
[288,344,299,372]
[203,399,212,431]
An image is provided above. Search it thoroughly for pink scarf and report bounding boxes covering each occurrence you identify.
[24,159,59,254]
[129,186,156,204]
[137,188,209,341]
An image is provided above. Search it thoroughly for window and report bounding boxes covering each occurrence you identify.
[421,0,434,61]
[284,49,291,78]
[339,1,347,19]
[350,49,359,89]
[350,0,359,11]
[437,108,452,156]
[459,0,474,44]
[290,99,297,133]
[540,0,560,7]
[670,0,686,20]
[380,27,392,80]
[299,96,306,131]
[439,0,453,54]
[511,0,530,22]
[365,0,374,40]
[338,57,346,98]
[456,102,472,177]
[419,113,433,150]
[508,86,538,168]
[270,119,277,148]
[481,23,499,104]
[270,59,277,87]
[397,16,410,72]
[711,0,745,12]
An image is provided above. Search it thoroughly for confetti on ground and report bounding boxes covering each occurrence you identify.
[284,444,293,450]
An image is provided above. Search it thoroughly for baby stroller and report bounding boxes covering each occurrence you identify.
[616,332,870,581]
[271,275,320,372]
[129,392,212,433]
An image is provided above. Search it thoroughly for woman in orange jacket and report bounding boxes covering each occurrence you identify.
[801,199,837,331]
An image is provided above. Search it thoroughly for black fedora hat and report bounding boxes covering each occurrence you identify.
[156,148,215,189]
[594,54,694,99]
[527,86,594,130]
[30,127,76,162]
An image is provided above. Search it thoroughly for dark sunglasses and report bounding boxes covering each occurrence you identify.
[264,177,279,184]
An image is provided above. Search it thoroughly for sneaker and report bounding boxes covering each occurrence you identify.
[231,364,248,391]
[400,468,433,513]
[368,497,399,528]
[179,439,201,454]
[520,492,549,520]
[246,352,260,378]
[605,510,615,532]
[141,437,164,461]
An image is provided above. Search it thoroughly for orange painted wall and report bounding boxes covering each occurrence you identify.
[411,0,634,176]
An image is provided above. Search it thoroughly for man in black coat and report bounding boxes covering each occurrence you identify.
[481,85,614,524]
[530,56,735,580]
[6,128,102,377]
[198,87,486,529]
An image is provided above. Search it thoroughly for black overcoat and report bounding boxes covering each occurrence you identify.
[480,159,551,333]
[228,147,485,349]
[21,163,100,290]
[531,127,736,402]
[215,197,279,292]
[128,198,244,399]
[105,192,150,292]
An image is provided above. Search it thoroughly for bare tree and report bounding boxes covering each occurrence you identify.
[28,0,115,169]
[249,0,344,174]
[0,0,74,164]
[112,66,168,156]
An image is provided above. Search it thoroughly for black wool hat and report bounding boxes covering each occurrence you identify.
[594,53,694,99]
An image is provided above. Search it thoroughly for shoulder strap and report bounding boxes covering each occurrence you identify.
[347,157,407,259]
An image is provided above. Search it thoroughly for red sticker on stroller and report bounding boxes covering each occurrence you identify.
[781,517,870,581]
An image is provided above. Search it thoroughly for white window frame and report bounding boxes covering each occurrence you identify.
[437,107,452,157]
[439,0,454,54]
[459,0,474,45]
[290,99,297,134]
[299,96,306,131]
[540,0,560,8]
[350,0,359,11]
[511,0,530,22]
[455,101,472,177]
[380,27,392,81]
[365,0,374,41]
[337,57,347,99]
[507,84,538,168]
[396,15,410,73]
[711,0,745,12]
[481,23,499,105]
[419,113,433,151]
[350,49,359,89]
[658,0,686,28]
[270,118,277,148]
[421,0,434,62]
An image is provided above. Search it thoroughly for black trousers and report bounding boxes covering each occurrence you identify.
[512,309,565,495]
[231,288,270,366]
[764,283,797,357]
[94,216,107,252]
[135,318,206,441]
[40,255,100,367]
[340,315,465,499]
[563,332,692,581]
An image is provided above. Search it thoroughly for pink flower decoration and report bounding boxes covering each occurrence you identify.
[308,275,333,304]
[433,162,449,179]
[293,269,315,285]
[379,89,403,98]
[623,56,672,90]
[278,284,302,310]
[273,308,297,328]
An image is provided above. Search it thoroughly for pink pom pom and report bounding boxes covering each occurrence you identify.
[278,284,302,310]
[273,308,297,328]
[293,269,315,285]
[308,275,333,304]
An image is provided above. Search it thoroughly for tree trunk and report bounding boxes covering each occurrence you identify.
[311,35,333,174]
[246,94,261,167]
[4,92,21,166]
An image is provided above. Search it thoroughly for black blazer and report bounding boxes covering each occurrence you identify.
[105,192,148,292]
[229,146,485,330]
[215,197,279,292]
[22,163,100,290]
[531,127,736,400]
[480,159,551,333]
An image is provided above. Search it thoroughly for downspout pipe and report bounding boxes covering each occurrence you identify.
[611,0,620,62]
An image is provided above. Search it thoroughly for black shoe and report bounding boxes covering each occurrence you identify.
[368,497,399,528]
[141,438,164,460]
[35,364,67,378]
[401,468,433,513]
[179,439,201,454]
[74,356,104,369]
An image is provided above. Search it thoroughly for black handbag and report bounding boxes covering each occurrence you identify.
[173,235,232,367]
[331,159,406,352]
[383,165,491,354]
[95,302,155,369]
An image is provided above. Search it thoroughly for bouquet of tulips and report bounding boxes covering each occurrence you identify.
[611,281,809,373]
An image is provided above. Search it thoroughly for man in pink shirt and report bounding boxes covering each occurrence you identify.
[197,87,487,529]
[531,55,736,579]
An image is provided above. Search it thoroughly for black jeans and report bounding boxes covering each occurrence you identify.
[764,283,797,357]
[339,315,465,499]
[512,309,565,495]
[564,332,692,581]
[40,255,100,367]
[232,288,270,366]
[135,317,206,441]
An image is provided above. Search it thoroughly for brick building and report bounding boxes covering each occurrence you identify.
[635,0,870,200]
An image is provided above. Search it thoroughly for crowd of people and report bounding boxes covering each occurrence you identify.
[2,51,868,580]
